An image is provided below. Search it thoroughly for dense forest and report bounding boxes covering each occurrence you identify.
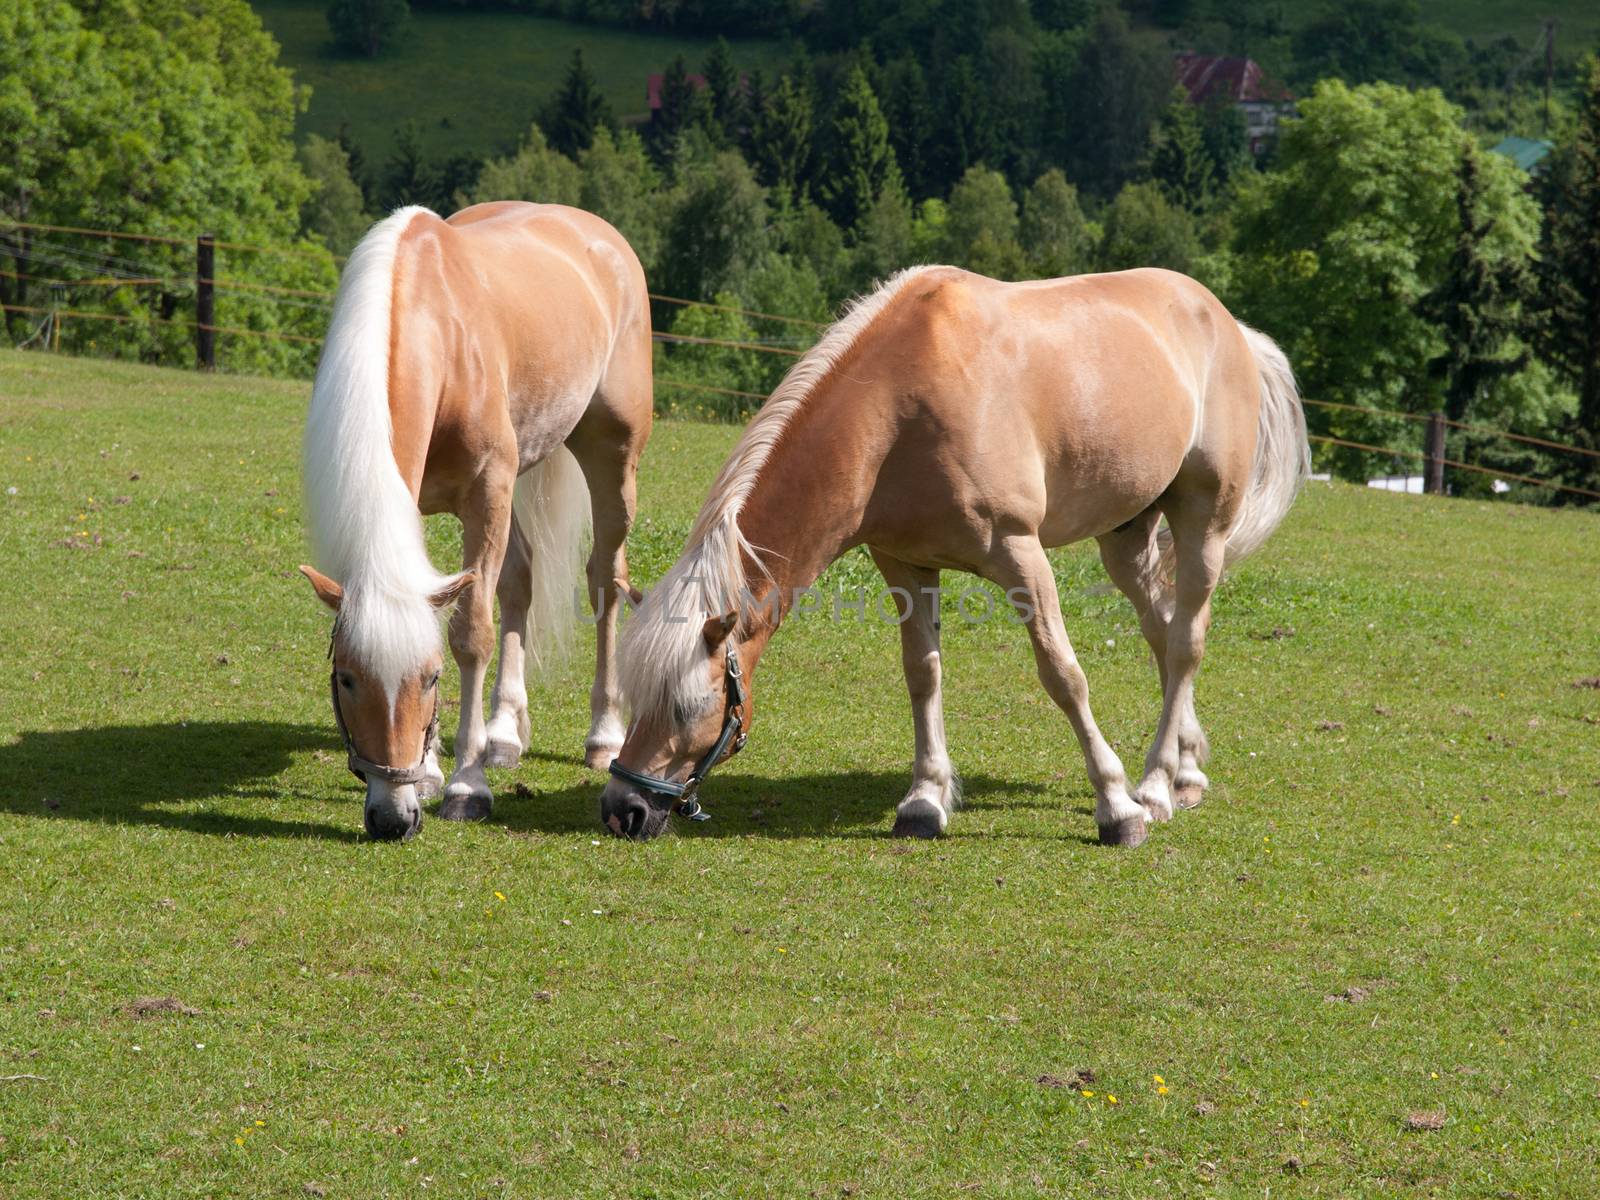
[4,0,1600,498]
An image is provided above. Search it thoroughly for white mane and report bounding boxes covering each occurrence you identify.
[619,266,938,726]
[303,206,456,700]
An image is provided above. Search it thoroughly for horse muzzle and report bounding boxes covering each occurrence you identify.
[365,783,423,842]
[600,780,671,841]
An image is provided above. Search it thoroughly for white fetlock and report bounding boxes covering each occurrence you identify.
[416,748,446,800]
[1134,775,1175,823]
[584,713,626,770]
[483,710,526,769]
[1173,764,1209,810]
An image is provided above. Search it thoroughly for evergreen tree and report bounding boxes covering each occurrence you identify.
[1062,8,1173,198]
[547,49,612,159]
[1537,54,1600,492]
[1422,144,1534,426]
[877,56,935,199]
[820,66,900,231]
[336,123,375,211]
[1199,97,1252,193]
[326,0,409,59]
[750,73,814,196]
[931,57,992,194]
[702,37,743,144]
[380,121,435,211]
[648,56,702,168]
[1149,87,1215,213]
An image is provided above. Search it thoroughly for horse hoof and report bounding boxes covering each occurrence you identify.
[1098,816,1148,848]
[1174,783,1205,810]
[584,742,621,771]
[438,792,492,822]
[483,740,522,770]
[891,800,946,840]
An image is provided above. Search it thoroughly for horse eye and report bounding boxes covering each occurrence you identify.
[337,673,355,690]
[425,672,441,691]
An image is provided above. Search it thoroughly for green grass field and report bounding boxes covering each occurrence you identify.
[251,0,788,162]
[2,348,1599,1196]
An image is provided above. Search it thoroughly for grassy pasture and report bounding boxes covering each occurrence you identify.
[251,0,789,163]
[2,348,1599,1197]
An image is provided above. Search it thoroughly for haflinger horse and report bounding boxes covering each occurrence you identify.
[601,265,1309,847]
[300,202,652,840]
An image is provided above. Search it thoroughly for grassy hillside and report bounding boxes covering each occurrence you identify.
[3,349,1600,1196]
[251,0,789,163]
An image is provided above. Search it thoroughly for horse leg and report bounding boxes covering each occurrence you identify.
[1130,507,1226,824]
[569,414,643,770]
[987,535,1147,847]
[482,518,533,769]
[440,463,515,821]
[1096,513,1211,813]
[871,549,958,839]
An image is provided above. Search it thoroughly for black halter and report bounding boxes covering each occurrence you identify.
[327,622,439,787]
[608,641,748,822]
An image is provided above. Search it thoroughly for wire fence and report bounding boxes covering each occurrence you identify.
[4,216,1595,502]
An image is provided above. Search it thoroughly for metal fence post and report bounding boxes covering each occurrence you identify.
[1424,411,1446,495]
[196,234,216,370]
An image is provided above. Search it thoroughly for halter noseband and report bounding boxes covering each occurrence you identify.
[608,641,748,822]
[327,623,439,788]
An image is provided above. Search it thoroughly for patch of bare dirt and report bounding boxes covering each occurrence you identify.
[1574,677,1600,690]
[1404,1109,1446,1131]
[123,996,201,1019]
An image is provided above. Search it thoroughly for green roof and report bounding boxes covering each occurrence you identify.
[1490,136,1553,173]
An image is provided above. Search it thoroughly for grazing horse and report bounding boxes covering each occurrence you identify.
[299,202,651,840]
[601,265,1308,846]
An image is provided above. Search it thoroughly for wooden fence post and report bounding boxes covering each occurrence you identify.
[196,234,216,370]
[1424,411,1446,495]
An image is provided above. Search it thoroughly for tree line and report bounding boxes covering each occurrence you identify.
[4,0,1600,499]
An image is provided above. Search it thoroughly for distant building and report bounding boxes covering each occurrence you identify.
[1174,53,1295,154]
[1489,136,1553,176]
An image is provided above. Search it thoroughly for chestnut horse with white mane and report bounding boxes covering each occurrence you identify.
[602,265,1308,847]
[300,202,651,840]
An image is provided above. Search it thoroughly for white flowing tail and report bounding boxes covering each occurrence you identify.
[510,446,591,671]
[1222,323,1311,568]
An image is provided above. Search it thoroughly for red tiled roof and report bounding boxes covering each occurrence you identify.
[1174,53,1293,105]
[646,72,708,110]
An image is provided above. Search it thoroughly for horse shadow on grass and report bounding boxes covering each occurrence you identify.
[0,721,361,842]
[0,723,1086,845]
[492,759,1070,842]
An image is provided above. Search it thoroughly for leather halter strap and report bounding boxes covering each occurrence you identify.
[328,622,438,787]
[608,641,747,821]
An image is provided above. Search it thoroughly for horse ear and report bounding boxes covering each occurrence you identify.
[298,564,343,611]
[429,570,476,611]
[700,610,737,650]
[615,577,644,606]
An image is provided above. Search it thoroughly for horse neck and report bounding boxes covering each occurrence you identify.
[734,375,886,649]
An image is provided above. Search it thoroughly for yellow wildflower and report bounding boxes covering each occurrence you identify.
[1081,1090,1094,1099]
[1157,1086,1169,1096]
[494,891,506,902]
[1107,1095,1119,1105]
[1153,1074,1165,1085]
